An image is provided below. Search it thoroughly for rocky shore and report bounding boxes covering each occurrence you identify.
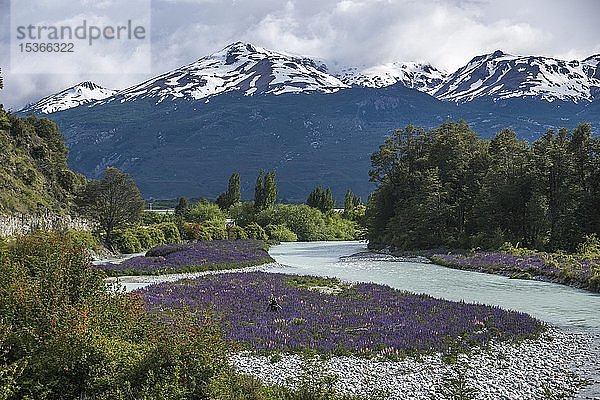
[231,327,599,400]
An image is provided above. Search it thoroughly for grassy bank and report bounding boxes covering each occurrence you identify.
[429,250,600,293]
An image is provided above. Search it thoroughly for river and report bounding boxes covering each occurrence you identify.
[267,241,600,331]
[117,240,599,397]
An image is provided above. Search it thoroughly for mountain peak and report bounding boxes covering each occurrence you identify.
[20,81,117,114]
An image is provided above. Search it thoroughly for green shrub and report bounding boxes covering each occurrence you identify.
[134,227,153,249]
[577,234,600,258]
[205,220,227,240]
[265,224,298,242]
[244,222,268,241]
[156,222,181,244]
[112,229,142,254]
[187,200,226,224]
[227,225,248,240]
[147,226,166,247]
[65,229,102,252]
[140,210,175,225]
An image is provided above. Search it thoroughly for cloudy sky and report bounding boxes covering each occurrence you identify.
[1,0,599,110]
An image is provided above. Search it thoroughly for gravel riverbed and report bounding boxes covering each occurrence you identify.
[231,327,599,400]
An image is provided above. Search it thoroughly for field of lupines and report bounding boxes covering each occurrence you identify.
[430,252,600,292]
[139,272,544,358]
[94,239,274,276]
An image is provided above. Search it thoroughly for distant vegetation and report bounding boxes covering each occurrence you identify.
[0,107,85,214]
[367,121,600,253]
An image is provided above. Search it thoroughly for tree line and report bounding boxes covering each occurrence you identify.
[366,121,600,252]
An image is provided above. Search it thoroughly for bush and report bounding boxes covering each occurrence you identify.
[147,226,166,247]
[205,220,227,240]
[265,224,298,242]
[244,222,268,241]
[65,229,102,252]
[577,234,600,258]
[141,210,175,225]
[134,227,154,249]
[112,229,142,254]
[0,231,362,399]
[227,225,248,240]
[187,200,226,224]
[156,222,181,244]
[182,223,212,241]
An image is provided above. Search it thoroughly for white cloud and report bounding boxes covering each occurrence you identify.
[1,0,599,109]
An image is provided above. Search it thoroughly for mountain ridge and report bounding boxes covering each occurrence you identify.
[20,43,600,114]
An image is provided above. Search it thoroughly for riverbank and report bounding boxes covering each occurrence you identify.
[367,247,600,294]
[231,327,597,400]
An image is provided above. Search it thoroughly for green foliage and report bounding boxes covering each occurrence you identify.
[112,229,143,254]
[265,224,298,242]
[65,229,102,253]
[432,361,478,400]
[244,222,268,241]
[146,226,166,247]
[256,204,328,241]
[0,110,86,214]
[254,170,278,211]
[227,225,248,240]
[156,222,181,244]
[217,172,241,210]
[577,234,600,258]
[307,186,336,213]
[187,199,226,224]
[233,203,360,242]
[367,121,600,252]
[205,220,227,240]
[76,167,145,242]
[140,210,175,225]
[174,197,190,217]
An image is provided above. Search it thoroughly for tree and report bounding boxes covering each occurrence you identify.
[306,186,335,213]
[76,167,145,243]
[217,172,241,210]
[174,197,189,217]
[186,199,225,224]
[254,170,277,211]
[263,171,278,209]
[254,170,265,211]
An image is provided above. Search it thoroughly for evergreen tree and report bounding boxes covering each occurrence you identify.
[174,197,189,217]
[254,170,265,211]
[367,121,600,252]
[216,172,241,209]
[344,189,355,212]
[307,186,324,210]
[263,171,278,209]
[306,186,335,213]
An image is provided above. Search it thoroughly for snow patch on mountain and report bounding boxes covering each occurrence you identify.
[105,42,349,104]
[333,62,447,93]
[20,81,117,114]
[433,50,600,103]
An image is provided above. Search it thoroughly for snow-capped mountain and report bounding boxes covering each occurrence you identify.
[433,50,600,103]
[19,44,600,114]
[333,62,447,93]
[106,42,349,104]
[21,81,117,114]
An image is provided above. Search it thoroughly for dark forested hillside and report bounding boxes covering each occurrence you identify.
[366,121,600,252]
